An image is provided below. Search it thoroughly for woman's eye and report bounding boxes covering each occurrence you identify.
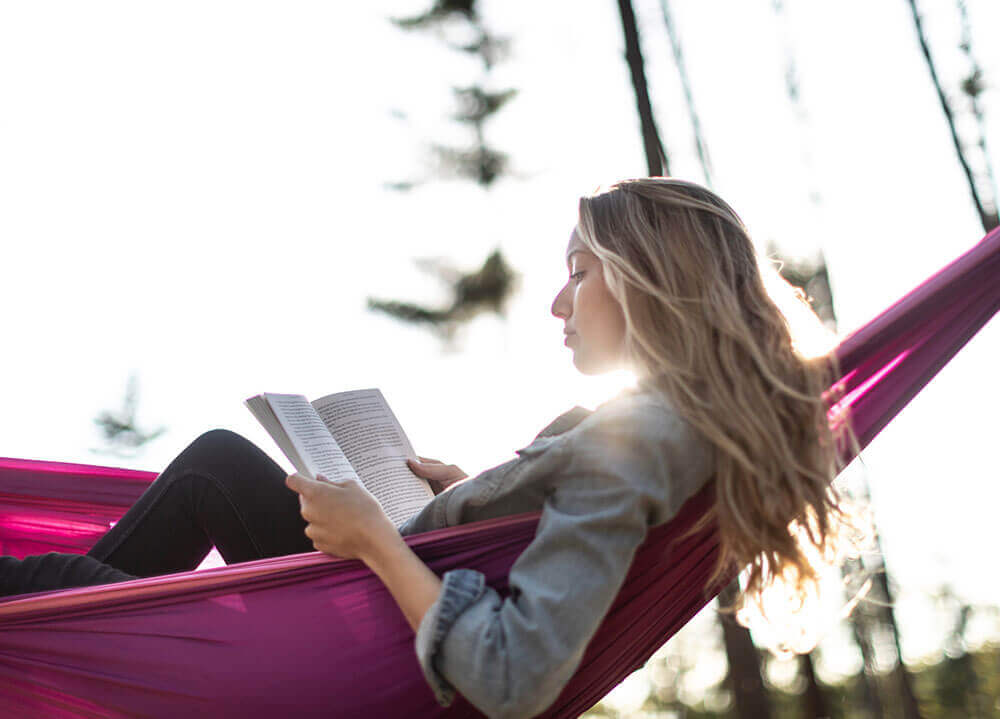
[570,271,585,282]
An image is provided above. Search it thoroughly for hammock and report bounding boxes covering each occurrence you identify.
[1,228,997,718]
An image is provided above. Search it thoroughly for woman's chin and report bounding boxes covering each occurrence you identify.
[571,349,630,377]
[572,353,608,376]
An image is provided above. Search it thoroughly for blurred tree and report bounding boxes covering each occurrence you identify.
[586,644,1000,718]
[374,1,519,338]
[798,652,832,719]
[771,243,925,719]
[634,609,732,718]
[389,0,516,189]
[659,0,712,186]
[92,374,165,457]
[767,243,837,328]
[842,558,889,719]
[391,0,475,29]
[954,0,998,231]
[838,501,924,719]
[770,0,824,210]
[431,85,517,186]
[906,0,998,232]
[615,0,669,176]
[873,561,924,719]
[929,586,989,719]
[719,581,775,719]
[367,249,516,341]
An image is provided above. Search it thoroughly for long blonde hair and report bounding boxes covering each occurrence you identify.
[577,177,851,605]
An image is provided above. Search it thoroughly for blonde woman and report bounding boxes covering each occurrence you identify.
[1,178,846,719]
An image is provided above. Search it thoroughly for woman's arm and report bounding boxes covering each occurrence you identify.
[413,469,654,718]
[407,398,713,719]
[283,465,654,719]
[364,533,442,633]
[284,473,441,632]
[287,397,712,719]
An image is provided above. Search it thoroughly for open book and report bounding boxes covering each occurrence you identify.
[245,388,433,528]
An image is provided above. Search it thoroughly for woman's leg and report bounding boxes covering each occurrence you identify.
[87,429,313,577]
[0,553,134,598]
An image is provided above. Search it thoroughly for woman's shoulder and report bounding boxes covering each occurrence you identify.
[572,385,698,446]
[521,385,704,457]
[552,386,715,519]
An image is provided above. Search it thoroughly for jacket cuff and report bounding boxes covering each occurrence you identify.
[414,568,486,706]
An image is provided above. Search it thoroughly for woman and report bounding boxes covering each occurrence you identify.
[0,178,847,719]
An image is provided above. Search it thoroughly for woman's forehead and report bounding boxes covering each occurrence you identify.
[565,229,592,263]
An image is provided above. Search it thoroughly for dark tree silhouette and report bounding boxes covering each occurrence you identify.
[374,1,519,338]
[832,469,924,719]
[718,582,774,719]
[930,586,995,718]
[906,0,998,232]
[772,243,930,719]
[799,652,833,719]
[771,0,824,208]
[768,243,837,328]
[389,0,516,190]
[658,0,712,185]
[955,0,998,231]
[615,0,668,177]
[93,374,165,457]
[391,0,475,29]
[367,249,517,340]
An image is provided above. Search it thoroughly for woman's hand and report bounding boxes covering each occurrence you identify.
[285,473,399,563]
[407,456,469,495]
[286,472,444,635]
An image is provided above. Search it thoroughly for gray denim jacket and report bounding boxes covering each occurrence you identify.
[398,385,715,719]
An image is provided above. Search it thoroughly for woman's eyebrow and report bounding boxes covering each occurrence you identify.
[565,249,584,267]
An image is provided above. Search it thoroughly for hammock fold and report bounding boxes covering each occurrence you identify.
[0,228,997,718]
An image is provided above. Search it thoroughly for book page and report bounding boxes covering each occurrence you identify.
[249,393,360,484]
[312,388,433,527]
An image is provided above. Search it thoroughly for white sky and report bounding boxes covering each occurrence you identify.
[1,0,998,690]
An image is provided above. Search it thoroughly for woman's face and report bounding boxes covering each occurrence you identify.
[550,229,628,375]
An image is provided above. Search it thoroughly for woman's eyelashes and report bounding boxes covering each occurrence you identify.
[570,271,585,283]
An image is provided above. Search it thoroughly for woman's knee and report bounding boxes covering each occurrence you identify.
[190,428,254,455]
[169,428,283,488]
[162,429,267,483]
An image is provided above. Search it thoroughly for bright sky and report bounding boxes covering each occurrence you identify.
[1,0,998,694]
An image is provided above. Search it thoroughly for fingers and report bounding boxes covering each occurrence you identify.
[407,458,443,476]
[285,473,312,495]
[407,458,466,482]
[286,472,337,496]
[417,456,444,464]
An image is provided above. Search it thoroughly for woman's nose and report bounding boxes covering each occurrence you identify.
[551,283,571,319]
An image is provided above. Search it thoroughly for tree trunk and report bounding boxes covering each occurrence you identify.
[614,0,668,176]
[906,0,998,232]
[658,0,711,185]
[871,568,924,719]
[718,581,773,719]
[843,580,885,719]
[799,652,831,719]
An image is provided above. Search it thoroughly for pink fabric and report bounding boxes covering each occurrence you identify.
[0,227,996,717]
[0,458,153,557]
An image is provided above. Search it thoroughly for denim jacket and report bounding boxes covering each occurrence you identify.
[398,385,715,719]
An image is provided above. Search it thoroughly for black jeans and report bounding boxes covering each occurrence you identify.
[0,430,313,598]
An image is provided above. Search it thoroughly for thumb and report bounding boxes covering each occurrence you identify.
[285,472,317,495]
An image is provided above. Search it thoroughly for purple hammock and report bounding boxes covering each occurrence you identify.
[0,229,997,718]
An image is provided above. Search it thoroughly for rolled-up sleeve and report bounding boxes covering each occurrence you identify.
[414,568,488,706]
[412,402,699,719]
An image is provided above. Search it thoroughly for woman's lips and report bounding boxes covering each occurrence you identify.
[564,333,576,346]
